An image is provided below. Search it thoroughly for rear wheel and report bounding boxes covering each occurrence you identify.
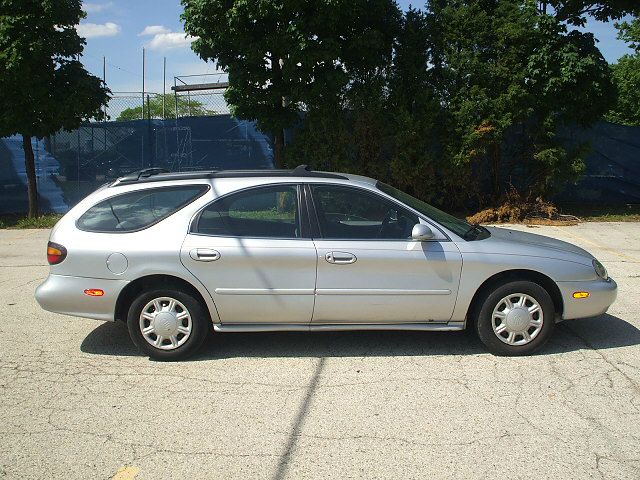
[127,288,209,360]
[475,280,555,356]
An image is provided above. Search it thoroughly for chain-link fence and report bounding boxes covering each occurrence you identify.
[103,90,230,122]
[10,88,273,212]
[173,89,231,118]
[4,79,640,214]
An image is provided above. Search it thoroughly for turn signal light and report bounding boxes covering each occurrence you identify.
[47,241,67,265]
[84,289,105,297]
[573,291,590,299]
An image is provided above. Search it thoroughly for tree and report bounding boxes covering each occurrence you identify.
[116,94,214,121]
[288,1,615,208]
[616,15,640,51]
[0,0,109,217]
[540,1,640,25]
[425,0,614,204]
[606,17,640,125]
[181,0,400,167]
[388,7,450,205]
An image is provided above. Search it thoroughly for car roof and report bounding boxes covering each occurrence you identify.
[111,165,375,187]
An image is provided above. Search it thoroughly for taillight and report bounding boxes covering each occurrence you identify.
[47,241,67,265]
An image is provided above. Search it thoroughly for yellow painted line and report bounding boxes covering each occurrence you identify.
[112,466,140,480]
[554,227,640,263]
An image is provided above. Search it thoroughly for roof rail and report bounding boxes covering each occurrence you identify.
[112,165,347,186]
[292,164,312,175]
[116,168,169,184]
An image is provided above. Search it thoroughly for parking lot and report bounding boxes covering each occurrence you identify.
[0,222,639,480]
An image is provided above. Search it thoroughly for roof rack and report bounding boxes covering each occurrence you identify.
[114,165,348,185]
[117,168,170,183]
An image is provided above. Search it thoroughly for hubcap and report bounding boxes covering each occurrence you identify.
[491,293,543,346]
[139,297,192,350]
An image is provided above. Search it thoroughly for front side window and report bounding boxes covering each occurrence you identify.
[77,185,208,232]
[376,182,489,240]
[196,185,300,238]
[311,185,418,240]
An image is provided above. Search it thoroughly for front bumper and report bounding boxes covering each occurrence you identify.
[35,274,129,322]
[557,278,617,320]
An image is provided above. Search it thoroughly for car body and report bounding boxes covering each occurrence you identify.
[35,166,617,359]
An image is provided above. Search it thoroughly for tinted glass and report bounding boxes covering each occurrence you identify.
[311,185,418,239]
[376,182,479,239]
[77,185,207,232]
[196,185,300,238]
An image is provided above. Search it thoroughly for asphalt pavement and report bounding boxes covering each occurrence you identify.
[0,222,639,479]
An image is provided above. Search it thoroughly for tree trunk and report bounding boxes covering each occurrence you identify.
[274,129,285,169]
[22,135,39,218]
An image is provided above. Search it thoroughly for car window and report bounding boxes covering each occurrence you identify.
[196,185,300,238]
[311,185,418,240]
[376,181,483,239]
[77,185,208,232]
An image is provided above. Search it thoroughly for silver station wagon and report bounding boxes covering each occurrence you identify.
[36,165,617,360]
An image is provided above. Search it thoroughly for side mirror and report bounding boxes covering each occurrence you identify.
[411,223,434,241]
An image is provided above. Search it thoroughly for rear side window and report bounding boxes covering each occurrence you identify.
[195,185,300,238]
[77,185,208,232]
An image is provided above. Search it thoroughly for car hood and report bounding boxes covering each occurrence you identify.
[475,226,594,263]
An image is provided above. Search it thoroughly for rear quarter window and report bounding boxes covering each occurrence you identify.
[77,185,208,233]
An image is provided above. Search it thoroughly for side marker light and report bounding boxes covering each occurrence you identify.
[84,289,105,297]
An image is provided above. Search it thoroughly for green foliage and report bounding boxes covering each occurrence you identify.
[0,0,109,138]
[616,16,640,52]
[182,0,621,209]
[116,94,214,121]
[606,17,640,125]
[424,0,613,201]
[285,0,615,207]
[0,214,63,229]
[182,0,400,165]
[545,0,640,26]
[606,55,640,125]
[387,7,454,205]
[0,0,109,217]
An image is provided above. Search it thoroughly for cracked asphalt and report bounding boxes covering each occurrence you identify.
[1,223,639,479]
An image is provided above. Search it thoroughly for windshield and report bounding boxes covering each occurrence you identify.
[376,182,488,240]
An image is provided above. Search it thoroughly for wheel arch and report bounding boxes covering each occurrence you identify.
[465,269,563,328]
[114,274,215,324]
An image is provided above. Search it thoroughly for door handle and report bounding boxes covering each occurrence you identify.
[325,251,357,264]
[189,248,221,262]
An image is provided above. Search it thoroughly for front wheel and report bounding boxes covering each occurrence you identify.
[475,281,555,356]
[127,289,210,360]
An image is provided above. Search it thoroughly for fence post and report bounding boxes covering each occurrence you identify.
[147,94,154,168]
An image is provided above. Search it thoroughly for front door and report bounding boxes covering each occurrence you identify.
[181,184,317,324]
[308,184,462,324]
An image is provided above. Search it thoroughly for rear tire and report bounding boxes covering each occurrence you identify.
[475,280,555,356]
[127,288,209,361]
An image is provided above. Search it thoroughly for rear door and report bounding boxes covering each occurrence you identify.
[181,183,317,324]
[308,184,462,324]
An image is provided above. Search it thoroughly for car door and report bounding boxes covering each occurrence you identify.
[181,183,317,324]
[308,183,462,324]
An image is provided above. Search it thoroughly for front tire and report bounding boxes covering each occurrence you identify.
[127,288,209,360]
[475,280,555,356]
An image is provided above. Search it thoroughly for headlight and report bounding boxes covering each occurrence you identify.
[593,259,608,280]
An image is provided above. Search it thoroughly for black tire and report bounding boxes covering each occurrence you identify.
[475,280,555,356]
[127,288,210,361]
